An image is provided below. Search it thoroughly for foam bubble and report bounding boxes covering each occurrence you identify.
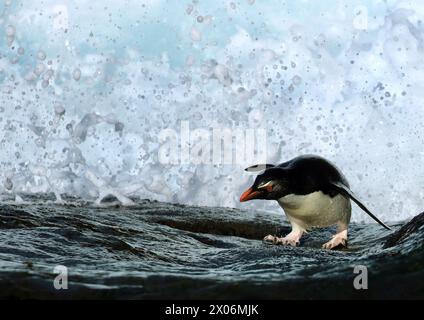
[190,27,202,41]
[5,25,15,36]
[72,68,81,81]
[54,104,66,116]
[37,50,46,61]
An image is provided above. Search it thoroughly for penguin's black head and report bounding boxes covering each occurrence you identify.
[240,167,289,202]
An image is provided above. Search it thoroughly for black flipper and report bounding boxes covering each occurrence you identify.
[244,164,275,172]
[331,181,391,230]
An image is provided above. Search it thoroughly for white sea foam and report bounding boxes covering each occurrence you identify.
[1,0,424,222]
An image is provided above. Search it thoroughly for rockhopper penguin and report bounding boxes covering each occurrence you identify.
[240,155,390,249]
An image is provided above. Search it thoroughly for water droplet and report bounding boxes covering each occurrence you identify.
[186,5,193,15]
[5,25,15,37]
[37,50,46,60]
[43,69,54,81]
[73,68,81,81]
[34,63,45,76]
[114,122,124,132]
[4,178,13,190]
[292,75,302,86]
[190,27,202,41]
[24,71,37,81]
[54,104,66,116]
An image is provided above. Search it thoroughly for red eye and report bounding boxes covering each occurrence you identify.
[265,184,273,192]
[258,181,273,192]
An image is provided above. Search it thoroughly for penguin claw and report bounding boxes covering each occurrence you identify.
[263,235,276,242]
[263,235,299,247]
[322,237,348,250]
[322,229,348,250]
[276,237,299,247]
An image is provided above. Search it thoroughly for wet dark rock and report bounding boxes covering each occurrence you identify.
[0,196,423,299]
[153,215,288,240]
[384,211,424,248]
[0,205,41,228]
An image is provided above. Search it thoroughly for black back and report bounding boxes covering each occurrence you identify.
[278,154,349,197]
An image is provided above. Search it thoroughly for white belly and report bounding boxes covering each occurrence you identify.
[278,191,351,230]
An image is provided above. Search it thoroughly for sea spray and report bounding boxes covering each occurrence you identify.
[0,1,423,222]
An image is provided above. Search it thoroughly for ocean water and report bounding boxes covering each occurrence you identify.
[1,0,424,222]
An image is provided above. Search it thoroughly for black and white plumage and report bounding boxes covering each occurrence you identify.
[240,155,390,249]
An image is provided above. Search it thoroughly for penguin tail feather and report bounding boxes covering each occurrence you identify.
[331,181,392,231]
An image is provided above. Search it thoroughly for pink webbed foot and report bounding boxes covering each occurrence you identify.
[263,230,303,247]
[322,229,348,250]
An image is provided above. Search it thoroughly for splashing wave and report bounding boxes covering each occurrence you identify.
[1,1,423,221]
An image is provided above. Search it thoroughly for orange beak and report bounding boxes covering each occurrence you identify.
[239,187,261,202]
